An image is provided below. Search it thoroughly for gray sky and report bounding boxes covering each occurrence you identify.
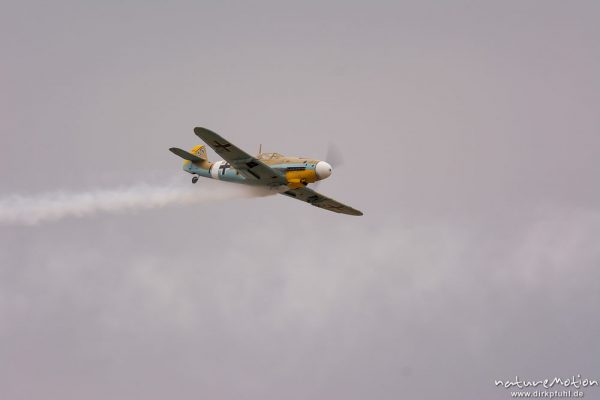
[1,1,599,399]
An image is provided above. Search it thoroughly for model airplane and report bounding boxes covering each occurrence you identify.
[169,127,363,216]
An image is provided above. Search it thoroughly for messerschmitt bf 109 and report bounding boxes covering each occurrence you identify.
[169,127,363,216]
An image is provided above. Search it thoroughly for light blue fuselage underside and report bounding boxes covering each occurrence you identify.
[184,162,316,185]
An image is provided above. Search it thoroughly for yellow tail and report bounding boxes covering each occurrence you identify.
[190,145,208,161]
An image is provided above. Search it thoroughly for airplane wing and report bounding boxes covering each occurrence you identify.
[281,186,363,216]
[194,127,286,185]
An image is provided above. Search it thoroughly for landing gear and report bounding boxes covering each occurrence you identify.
[192,176,199,184]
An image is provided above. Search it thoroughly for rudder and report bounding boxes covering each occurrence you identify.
[190,145,208,161]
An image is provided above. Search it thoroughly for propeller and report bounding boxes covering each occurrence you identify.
[325,142,345,168]
[313,142,344,189]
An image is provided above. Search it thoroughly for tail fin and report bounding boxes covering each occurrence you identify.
[169,145,209,162]
[190,145,208,161]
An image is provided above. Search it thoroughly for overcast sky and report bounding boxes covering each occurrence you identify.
[1,1,599,399]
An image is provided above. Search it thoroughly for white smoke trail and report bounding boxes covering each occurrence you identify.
[0,180,274,226]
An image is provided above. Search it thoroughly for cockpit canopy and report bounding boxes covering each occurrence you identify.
[257,152,284,160]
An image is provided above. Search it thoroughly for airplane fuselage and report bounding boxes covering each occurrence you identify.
[183,153,331,189]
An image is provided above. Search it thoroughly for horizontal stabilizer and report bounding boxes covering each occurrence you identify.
[169,147,203,162]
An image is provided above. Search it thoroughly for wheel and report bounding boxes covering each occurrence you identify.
[192,176,199,184]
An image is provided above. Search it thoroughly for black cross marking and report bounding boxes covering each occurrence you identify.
[219,162,231,175]
[213,140,232,152]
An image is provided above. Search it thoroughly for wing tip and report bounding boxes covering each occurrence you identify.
[194,126,215,137]
[345,209,363,216]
